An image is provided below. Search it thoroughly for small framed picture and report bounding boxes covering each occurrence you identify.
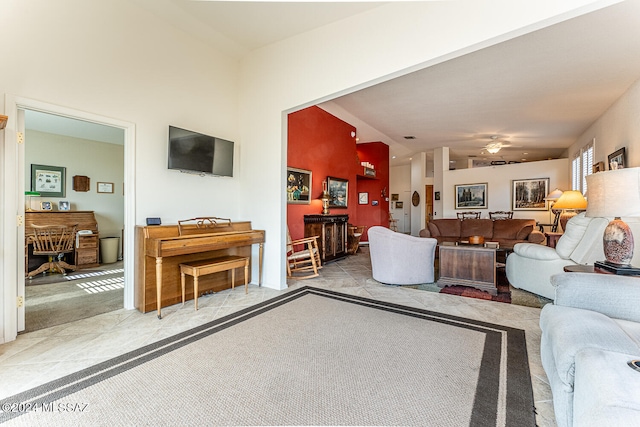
[371,200,379,206]
[358,192,369,205]
[391,194,399,201]
[608,147,626,170]
[40,201,52,211]
[97,182,114,193]
[327,176,348,208]
[58,201,70,211]
[395,201,404,209]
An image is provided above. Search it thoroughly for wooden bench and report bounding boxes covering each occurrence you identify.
[180,255,249,310]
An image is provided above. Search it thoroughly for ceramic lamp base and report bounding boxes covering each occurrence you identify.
[603,217,634,265]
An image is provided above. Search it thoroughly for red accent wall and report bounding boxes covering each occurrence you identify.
[356,142,390,241]
[287,106,390,242]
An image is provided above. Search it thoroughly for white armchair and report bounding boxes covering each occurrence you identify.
[368,226,437,285]
[506,213,608,300]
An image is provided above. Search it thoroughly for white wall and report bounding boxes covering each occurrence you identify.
[570,77,640,169]
[25,131,125,238]
[0,0,612,342]
[442,158,569,224]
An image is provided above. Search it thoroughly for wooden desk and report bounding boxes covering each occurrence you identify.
[25,211,99,274]
[135,221,265,318]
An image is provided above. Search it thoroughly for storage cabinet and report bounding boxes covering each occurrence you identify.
[76,233,100,267]
[304,214,349,263]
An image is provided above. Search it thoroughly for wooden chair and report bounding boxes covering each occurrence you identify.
[537,209,561,232]
[388,213,398,231]
[347,224,365,255]
[489,211,513,220]
[286,229,322,279]
[27,224,77,278]
[457,211,481,220]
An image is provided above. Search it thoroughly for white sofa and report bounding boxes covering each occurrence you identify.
[505,213,608,300]
[368,226,437,285]
[540,272,640,427]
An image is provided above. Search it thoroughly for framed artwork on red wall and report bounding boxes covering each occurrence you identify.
[327,176,348,208]
[287,167,312,204]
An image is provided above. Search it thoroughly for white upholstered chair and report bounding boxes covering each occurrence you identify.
[368,226,437,285]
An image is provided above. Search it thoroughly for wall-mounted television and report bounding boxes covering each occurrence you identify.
[168,125,234,177]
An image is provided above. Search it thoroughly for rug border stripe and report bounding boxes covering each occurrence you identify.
[0,286,535,426]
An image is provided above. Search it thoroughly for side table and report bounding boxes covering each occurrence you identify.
[545,232,563,248]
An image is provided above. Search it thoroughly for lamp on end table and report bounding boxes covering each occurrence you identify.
[586,167,640,275]
[552,190,588,232]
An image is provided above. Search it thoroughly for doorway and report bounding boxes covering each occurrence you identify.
[425,185,433,228]
[2,95,136,343]
[23,110,125,332]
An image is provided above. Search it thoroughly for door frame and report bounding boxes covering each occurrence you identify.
[2,95,136,343]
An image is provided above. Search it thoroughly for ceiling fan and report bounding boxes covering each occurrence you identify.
[482,135,515,154]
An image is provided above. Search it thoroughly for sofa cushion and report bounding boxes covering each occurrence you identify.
[460,219,493,239]
[429,219,460,238]
[492,219,535,240]
[555,213,592,259]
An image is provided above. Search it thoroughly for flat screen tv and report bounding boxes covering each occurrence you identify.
[168,126,234,177]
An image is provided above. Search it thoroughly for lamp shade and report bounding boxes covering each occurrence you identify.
[552,190,588,210]
[585,168,640,218]
[544,188,564,201]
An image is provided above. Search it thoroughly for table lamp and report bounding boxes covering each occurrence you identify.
[544,188,564,224]
[24,191,40,211]
[552,190,588,232]
[586,167,640,274]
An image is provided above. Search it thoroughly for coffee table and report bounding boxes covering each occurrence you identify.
[437,242,509,296]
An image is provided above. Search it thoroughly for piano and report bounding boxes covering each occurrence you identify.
[135,219,265,318]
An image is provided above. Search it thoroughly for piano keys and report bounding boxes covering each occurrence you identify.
[135,221,265,318]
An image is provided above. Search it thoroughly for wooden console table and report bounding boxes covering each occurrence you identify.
[304,214,348,263]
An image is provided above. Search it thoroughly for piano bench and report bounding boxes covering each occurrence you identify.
[179,255,249,310]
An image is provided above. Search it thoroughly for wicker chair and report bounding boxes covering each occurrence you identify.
[27,224,77,278]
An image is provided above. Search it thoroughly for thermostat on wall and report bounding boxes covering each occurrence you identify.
[146,217,161,226]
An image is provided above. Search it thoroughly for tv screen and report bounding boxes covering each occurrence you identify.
[168,126,234,177]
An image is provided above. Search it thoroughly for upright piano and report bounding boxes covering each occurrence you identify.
[135,220,265,317]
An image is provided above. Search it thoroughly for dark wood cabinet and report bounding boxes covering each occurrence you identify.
[304,214,348,263]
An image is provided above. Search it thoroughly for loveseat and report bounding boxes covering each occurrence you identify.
[540,272,640,427]
[418,218,544,249]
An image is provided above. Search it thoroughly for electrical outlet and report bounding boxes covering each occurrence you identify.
[17,215,24,227]
[17,296,24,308]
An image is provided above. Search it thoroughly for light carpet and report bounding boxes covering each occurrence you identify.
[1,286,535,426]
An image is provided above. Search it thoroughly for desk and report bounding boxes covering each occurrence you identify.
[25,211,99,274]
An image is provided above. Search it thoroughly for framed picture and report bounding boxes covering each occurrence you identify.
[434,191,440,201]
[608,147,626,170]
[58,201,70,211]
[286,167,312,204]
[327,176,348,208]
[97,182,114,193]
[391,193,399,201]
[40,201,52,211]
[455,183,487,209]
[372,200,379,206]
[31,164,66,198]
[395,201,404,209]
[358,192,369,205]
[512,178,549,211]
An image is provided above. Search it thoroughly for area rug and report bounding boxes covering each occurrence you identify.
[1,287,536,426]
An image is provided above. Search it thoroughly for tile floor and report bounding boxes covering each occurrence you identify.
[0,249,556,426]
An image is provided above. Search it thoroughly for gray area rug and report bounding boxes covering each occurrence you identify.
[1,287,535,426]
[24,266,124,333]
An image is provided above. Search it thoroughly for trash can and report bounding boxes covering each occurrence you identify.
[100,237,120,264]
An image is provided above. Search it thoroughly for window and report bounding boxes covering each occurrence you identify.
[571,139,594,194]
